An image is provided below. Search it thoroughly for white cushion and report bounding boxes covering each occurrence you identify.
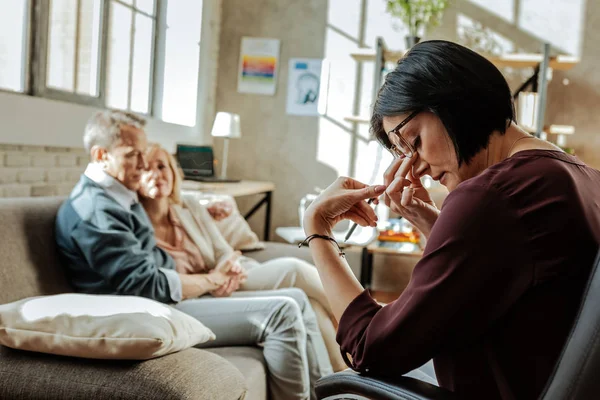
[0,294,215,360]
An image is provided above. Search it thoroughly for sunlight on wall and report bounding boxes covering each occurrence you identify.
[318,118,352,176]
[327,0,361,42]
[457,13,515,55]
[316,0,592,191]
[467,0,515,23]
[364,0,407,49]
[321,27,357,123]
[317,0,360,176]
[354,138,394,186]
[358,62,375,124]
[518,0,585,56]
[319,0,406,182]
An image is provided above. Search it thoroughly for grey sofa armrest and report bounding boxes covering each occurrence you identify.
[316,371,458,400]
[0,346,247,400]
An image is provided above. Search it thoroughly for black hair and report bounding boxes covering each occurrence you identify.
[371,40,515,166]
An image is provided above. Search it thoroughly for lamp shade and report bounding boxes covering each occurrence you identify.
[211,112,241,139]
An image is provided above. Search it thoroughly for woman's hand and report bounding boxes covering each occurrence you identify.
[210,274,242,297]
[215,251,242,273]
[207,201,233,221]
[383,155,440,238]
[303,177,386,236]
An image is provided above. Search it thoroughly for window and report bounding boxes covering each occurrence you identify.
[160,0,203,126]
[0,0,30,92]
[46,0,102,96]
[106,0,156,113]
[0,0,207,127]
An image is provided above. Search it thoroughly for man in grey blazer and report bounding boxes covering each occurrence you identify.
[55,110,332,399]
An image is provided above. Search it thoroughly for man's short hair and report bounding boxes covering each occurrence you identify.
[83,110,147,153]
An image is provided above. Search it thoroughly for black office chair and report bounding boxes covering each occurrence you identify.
[316,249,600,400]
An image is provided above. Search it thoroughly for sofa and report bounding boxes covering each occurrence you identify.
[0,196,315,400]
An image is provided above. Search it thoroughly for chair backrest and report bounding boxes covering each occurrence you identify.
[541,249,600,399]
[0,197,72,305]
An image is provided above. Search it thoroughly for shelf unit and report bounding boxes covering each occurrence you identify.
[346,38,580,140]
[349,50,579,71]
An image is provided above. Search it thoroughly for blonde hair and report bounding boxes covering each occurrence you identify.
[145,143,183,205]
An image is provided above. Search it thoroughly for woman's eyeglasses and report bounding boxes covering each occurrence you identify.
[378,110,419,158]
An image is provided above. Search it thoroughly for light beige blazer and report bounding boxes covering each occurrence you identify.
[170,195,237,271]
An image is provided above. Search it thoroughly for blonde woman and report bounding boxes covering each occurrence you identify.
[138,144,346,369]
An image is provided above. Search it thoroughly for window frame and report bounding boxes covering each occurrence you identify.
[2,0,208,129]
[105,0,159,114]
[0,0,33,94]
[32,0,107,107]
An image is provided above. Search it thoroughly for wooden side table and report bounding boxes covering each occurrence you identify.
[360,241,424,288]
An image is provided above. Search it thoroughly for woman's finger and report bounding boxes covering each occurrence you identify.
[347,204,376,227]
[354,199,378,222]
[401,186,415,207]
[223,280,233,296]
[234,263,243,274]
[386,176,410,205]
[342,211,371,227]
[228,278,239,295]
[219,279,233,296]
[407,169,424,187]
[383,192,391,208]
[212,283,225,296]
[347,184,387,203]
[231,278,241,293]
[395,153,417,181]
[384,156,405,186]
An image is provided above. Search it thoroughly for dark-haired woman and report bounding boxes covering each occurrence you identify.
[302,40,600,399]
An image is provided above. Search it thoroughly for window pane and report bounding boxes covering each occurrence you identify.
[130,13,153,113]
[47,0,77,92]
[165,0,202,42]
[135,0,155,15]
[161,0,203,126]
[107,1,133,110]
[0,0,28,92]
[76,0,102,95]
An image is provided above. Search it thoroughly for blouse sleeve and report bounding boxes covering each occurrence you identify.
[336,184,533,376]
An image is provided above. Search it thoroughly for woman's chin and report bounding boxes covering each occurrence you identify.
[444,179,459,192]
[141,187,171,200]
[139,187,160,199]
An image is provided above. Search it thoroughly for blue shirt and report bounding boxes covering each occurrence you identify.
[55,163,182,303]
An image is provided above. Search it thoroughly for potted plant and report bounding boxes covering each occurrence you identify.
[385,0,450,48]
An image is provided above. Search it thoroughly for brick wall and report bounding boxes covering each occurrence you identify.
[0,144,88,198]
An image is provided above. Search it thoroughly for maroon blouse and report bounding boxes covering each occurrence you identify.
[337,150,600,399]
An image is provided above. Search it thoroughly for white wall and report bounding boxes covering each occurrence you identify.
[0,91,208,152]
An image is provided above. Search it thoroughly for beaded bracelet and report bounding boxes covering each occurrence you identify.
[298,234,346,258]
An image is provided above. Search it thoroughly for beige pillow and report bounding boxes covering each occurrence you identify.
[0,294,215,360]
[184,192,265,251]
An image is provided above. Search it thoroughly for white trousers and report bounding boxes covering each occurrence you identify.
[241,256,347,372]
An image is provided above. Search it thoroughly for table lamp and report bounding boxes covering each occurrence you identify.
[211,112,241,179]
